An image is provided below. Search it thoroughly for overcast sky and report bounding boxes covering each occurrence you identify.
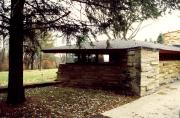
[54,10,180,46]
[134,10,180,41]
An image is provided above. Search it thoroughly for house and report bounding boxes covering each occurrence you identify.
[163,30,180,45]
[42,39,180,96]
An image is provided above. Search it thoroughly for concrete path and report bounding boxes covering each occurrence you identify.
[102,80,180,118]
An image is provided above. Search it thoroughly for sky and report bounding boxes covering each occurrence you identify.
[134,10,180,41]
[54,10,180,47]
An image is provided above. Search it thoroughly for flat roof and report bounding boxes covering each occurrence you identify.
[42,40,180,53]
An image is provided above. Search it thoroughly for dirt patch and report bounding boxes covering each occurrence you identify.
[0,86,138,118]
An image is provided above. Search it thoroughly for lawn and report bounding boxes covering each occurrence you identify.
[0,86,138,117]
[0,69,57,86]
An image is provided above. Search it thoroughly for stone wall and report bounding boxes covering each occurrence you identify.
[159,61,180,85]
[127,48,141,95]
[57,50,142,94]
[58,64,130,89]
[140,48,159,96]
[57,52,133,90]
[57,47,180,96]
[163,30,180,45]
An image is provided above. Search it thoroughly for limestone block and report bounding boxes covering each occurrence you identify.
[147,74,155,78]
[131,80,140,95]
[169,70,174,73]
[141,60,151,63]
[163,62,169,66]
[127,62,133,67]
[140,86,147,96]
[128,51,135,55]
[141,63,150,67]
[151,61,159,65]
[129,71,137,77]
[147,82,159,90]
[141,80,149,86]
[141,75,148,81]
[128,57,135,63]
[141,66,152,72]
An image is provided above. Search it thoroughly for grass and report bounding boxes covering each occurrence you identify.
[0,69,57,86]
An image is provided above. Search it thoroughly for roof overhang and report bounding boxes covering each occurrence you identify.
[42,40,180,54]
[41,48,130,54]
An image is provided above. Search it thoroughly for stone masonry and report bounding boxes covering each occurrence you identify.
[139,48,180,96]
[159,61,180,84]
[140,48,159,96]
[58,64,129,89]
[58,49,142,95]
[57,52,133,91]
[127,48,141,95]
[163,30,180,45]
[57,47,180,96]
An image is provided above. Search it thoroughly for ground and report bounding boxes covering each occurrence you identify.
[0,86,137,118]
[102,80,180,118]
[0,69,57,86]
[0,69,137,117]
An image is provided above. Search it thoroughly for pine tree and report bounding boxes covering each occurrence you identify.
[157,33,164,44]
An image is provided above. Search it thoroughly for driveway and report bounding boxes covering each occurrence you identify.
[102,80,180,118]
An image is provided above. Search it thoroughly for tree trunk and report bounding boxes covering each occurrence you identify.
[0,48,5,71]
[30,52,35,70]
[0,48,5,62]
[39,52,42,70]
[0,21,6,71]
[7,0,25,104]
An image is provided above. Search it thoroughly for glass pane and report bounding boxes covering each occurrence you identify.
[103,54,109,62]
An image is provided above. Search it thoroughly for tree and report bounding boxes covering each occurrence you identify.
[0,0,9,71]
[40,32,57,68]
[7,0,25,104]
[23,31,54,70]
[0,0,73,104]
[0,38,8,71]
[72,0,180,40]
[1,0,79,104]
[0,0,180,104]
[157,33,164,44]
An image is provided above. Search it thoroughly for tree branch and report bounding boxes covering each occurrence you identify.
[0,24,9,30]
[72,0,128,10]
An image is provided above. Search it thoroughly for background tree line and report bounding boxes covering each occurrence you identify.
[0,32,59,71]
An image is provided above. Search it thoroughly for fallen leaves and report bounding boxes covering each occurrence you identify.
[0,86,138,118]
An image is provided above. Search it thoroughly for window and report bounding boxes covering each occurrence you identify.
[66,53,76,63]
[65,53,120,64]
[103,54,109,62]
